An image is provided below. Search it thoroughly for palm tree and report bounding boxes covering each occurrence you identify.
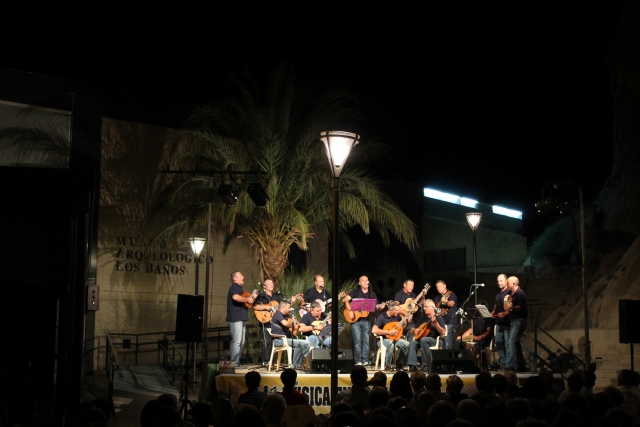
[143,64,418,283]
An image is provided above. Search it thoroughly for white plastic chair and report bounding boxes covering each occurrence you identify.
[374,335,398,371]
[268,328,292,372]
[430,325,447,350]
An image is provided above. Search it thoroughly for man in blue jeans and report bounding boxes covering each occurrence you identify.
[505,276,528,372]
[270,300,310,369]
[492,274,511,369]
[344,276,385,366]
[372,301,410,371]
[433,280,457,350]
[226,271,256,368]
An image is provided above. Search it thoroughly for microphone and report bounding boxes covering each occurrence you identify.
[472,283,484,287]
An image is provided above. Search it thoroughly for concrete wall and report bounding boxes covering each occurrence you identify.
[422,217,528,269]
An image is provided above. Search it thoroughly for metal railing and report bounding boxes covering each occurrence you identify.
[523,319,586,379]
[105,333,119,416]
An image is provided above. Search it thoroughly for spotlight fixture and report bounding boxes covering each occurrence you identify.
[217,184,238,206]
[247,183,270,207]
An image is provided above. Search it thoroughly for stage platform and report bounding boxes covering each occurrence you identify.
[214,364,545,415]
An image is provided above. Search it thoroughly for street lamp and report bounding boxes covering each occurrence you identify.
[320,130,360,402]
[466,212,482,305]
[189,237,206,392]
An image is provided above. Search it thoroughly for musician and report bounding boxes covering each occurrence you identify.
[299,301,332,348]
[407,299,446,372]
[456,301,495,367]
[372,301,409,371]
[254,279,282,365]
[270,300,310,370]
[226,271,256,368]
[491,274,511,369]
[302,275,330,311]
[394,279,417,316]
[433,280,457,350]
[344,275,385,366]
[505,276,527,372]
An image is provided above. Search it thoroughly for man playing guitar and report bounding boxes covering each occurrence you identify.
[254,279,282,365]
[226,271,256,369]
[371,301,410,371]
[270,300,310,370]
[394,279,417,316]
[343,276,385,366]
[407,299,446,372]
[434,280,457,350]
[298,301,332,349]
[301,275,330,315]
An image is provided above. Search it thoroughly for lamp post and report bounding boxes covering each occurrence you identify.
[321,130,360,403]
[189,237,206,392]
[466,213,482,305]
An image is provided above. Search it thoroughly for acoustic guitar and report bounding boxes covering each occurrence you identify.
[253,293,304,323]
[413,311,446,341]
[382,312,414,342]
[435,290,452,316]
[242,289,260,308]
[398,283,430,313]
[310,311,332,336]
[344,300,393,324]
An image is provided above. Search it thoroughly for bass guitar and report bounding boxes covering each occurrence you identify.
[242,289,260,308]
[344,300,393,324]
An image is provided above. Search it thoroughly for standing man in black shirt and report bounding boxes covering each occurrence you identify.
[344,275,385,366]
[301,275,330,315]
[492,274,511,369]
[433,280,457,350]
[226,271,256,368]
[394,279,417,316]
[505,276,528,372]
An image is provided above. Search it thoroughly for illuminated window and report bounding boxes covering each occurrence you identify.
[492,205,522,219]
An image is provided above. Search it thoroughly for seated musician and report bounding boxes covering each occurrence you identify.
[254,280,281,365]
[456,305,495,366]
[407,299,446,372]
[270,300,310,370]
[371,301,410,371]
[298,301,332,349]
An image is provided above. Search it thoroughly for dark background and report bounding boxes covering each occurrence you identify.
[0,1,621,239]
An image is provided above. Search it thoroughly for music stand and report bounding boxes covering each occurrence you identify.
[351,298,377,312]
[470,305,494,369]
[320,322,345,337]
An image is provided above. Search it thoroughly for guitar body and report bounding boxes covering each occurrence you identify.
[253,300,279,323]
[242,289,260,308]
[344,308,369,323]
[413,322,432,341]
[382,321,404,342]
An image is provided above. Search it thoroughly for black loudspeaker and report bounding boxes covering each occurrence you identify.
[619,300,640,344]
[175,294,204,342]
[430,349,480,374]
[308,348,354,373]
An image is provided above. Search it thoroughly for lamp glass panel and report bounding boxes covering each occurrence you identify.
[189,238,206,256]
[466,213,482,229]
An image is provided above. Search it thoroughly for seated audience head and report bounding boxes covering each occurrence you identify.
[390,371,412,399]
[445,374,464,394]
[475,371,493,394]
[245,371,262,389]
[280,368,297,388]
[331,411,364,427]
[386,396,407,412]
[410,371,427,392]
[366,371,388,388]
[234,404,265,427]
[581,370,596,389]
[522,376,548,400]
[492,373,509,394]
[350,365,368,385]
[415,390,435,413]
[157,394,179,412]
[211,398,233,427]
[395,405,418,424]
[506,398,531,423]
[368,386,390,409]
[426,400,456,427]
[191,402,213,427]
[456,398,481,425]
[603,386,624,407]
[566,372,584,392]
[262,393,286,424]
[425,373,442,393]
[617,369,634,387]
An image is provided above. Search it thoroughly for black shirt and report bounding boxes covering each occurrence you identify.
[348,288,379,322]
[494,288,511,326]
[303,287,330,304]
[255,291,281,305]
[226,283,248,322]
[270,310,293,338]
[434,291,458,325]
[375,311,401,329]
[414,315,446,339]
[394,290,417,305]
[473,317,495,347]
[509,288,528,320]
[299,311,327,337]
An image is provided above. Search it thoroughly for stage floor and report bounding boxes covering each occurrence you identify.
[214,364,543,415]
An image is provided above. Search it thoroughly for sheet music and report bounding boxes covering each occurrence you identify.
[475,304,493,318]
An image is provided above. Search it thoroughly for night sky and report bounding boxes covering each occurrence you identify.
[0,1,621,238]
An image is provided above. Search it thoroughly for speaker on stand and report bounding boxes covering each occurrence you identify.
[619,300,640,371]
[430,349,480,374]
[175,294,204,418]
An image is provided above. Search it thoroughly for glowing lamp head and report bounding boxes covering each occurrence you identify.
[189,237,206,257]
[466,212,482,230]
[320,130,360,178]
